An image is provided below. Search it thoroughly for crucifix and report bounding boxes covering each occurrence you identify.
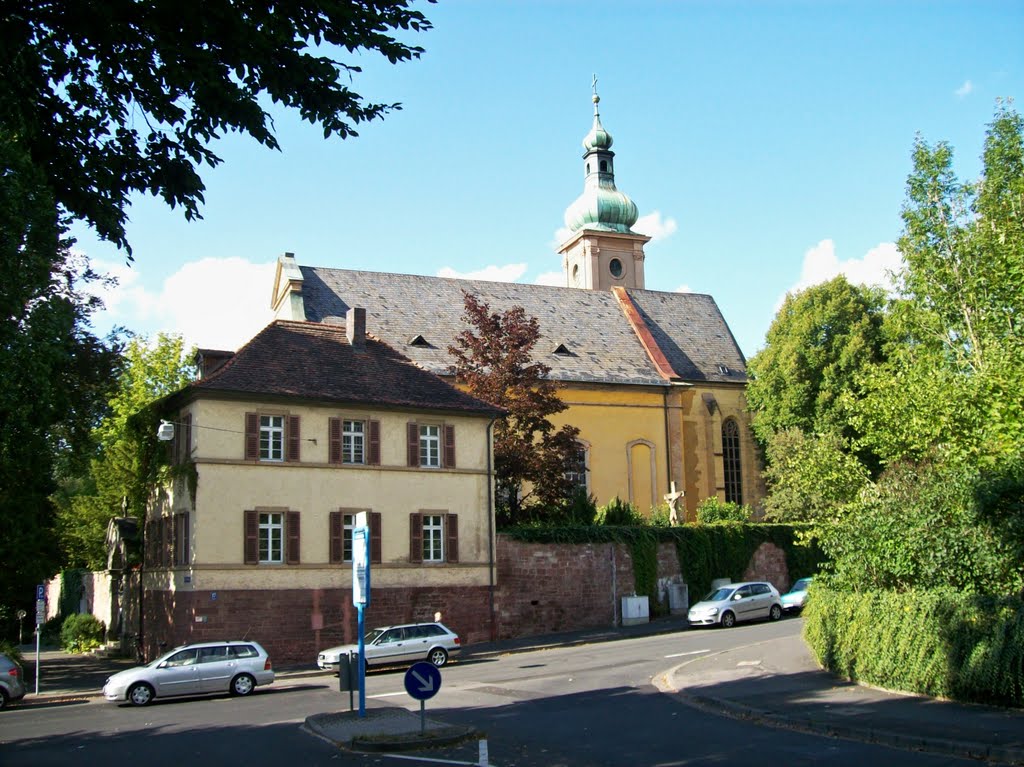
[663,481,684,525]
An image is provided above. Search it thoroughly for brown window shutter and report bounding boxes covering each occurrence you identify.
[180,513,190,566]
[409,513,423,563]
[328,418,342,464]
[446,513,459,563]
[184,414,192,463]
[443,425,456,468]
[368,420,381,466]
[244,510,258,564]
[287,415,301,462]
[370,512,382,564]
[245,413,259,460]
[329,511,342,564]
[407,422,419,467]
[163,516,173,567]
[286,510,301,564]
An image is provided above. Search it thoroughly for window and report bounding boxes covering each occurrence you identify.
[245,413,300,462]
[330,510,381,564]
[407,423,455,468]
[420,425,440,467]
[564,443,589,492]
[422,514,444,561]
[260,416,284,461]
[198,646,228,663]
[245,510,300,565]
[409,512,459,564]
[343,420,364,464]
[609,258,623,278]
[722,418,743,504]
[600,159,608,172]
[173,513,189,567]
[259,512,284,563]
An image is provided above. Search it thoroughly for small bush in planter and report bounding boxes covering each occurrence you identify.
[60,614,105,653]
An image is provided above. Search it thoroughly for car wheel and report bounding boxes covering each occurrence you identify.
[769,604,783,621]
[0,688,9,710]
[230,673,256,696]
[720,611,736,629]
[127,682,154,706]
[428,648,449,667]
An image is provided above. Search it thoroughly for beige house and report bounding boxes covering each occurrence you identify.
[141,312,501,663]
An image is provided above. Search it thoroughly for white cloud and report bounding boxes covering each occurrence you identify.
[549,226,573,251]
[955,80,974,98]
[633,211,679,242]
[534,271,565,287]
[437,263,528,282]
[674,284,692,293]
[90,256,277,350]
[776,239,903,311]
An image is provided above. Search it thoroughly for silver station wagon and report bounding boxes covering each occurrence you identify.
[318,622,460,671]
[103,640,275,706]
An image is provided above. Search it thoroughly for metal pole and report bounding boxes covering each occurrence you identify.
[420,699,425,734]
[34,627,40,695]
[357,605,366,717]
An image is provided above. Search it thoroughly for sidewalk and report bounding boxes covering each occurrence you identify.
[15,619,1024,764]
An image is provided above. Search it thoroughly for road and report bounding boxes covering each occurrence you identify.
[1,618,978,766]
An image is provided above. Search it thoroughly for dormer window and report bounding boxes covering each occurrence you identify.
[409,335,430,347]
[718,364,731,375]
[553,343,571,356]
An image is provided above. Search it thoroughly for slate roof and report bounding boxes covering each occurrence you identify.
[299,267,748,386]
[189,320,501,416]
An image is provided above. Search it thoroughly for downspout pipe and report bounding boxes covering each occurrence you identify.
[486,417,497,642]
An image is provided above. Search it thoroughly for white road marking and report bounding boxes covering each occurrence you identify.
[663,649,711,659]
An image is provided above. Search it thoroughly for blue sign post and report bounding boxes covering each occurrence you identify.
[352,513,371,718]
[404,661,442,734]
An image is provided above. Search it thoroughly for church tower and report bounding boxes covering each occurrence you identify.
[559,79,651,291]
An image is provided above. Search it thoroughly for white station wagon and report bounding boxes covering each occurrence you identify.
[318,622,460,671]
[103,640,275,706]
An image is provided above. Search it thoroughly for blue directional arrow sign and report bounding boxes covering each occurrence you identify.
[404,661,441,701]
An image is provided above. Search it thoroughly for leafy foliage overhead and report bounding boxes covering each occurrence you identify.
[0,0,433,252]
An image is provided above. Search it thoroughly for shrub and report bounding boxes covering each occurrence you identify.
[648,503,675,527]
[562,487,598,525]
[695,497,752,524]
[40,615,64,646]
[0,639,22,666]
[597,496,643,525]
[60,613,106,653]
[804,586,1024,707]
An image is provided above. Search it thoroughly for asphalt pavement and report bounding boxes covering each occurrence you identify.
[14,616,1024,764]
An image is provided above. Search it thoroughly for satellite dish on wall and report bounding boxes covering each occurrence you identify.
[157,421,175,441]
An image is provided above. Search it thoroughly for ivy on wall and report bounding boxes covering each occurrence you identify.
[502,524,823,611]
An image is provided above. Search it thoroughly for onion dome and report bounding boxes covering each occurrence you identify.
[564,82,639,234]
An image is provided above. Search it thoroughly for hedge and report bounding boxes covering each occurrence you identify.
[804,587,1024,707]
[502,524,823,613]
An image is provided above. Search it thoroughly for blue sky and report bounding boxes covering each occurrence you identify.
[74,0,1023,358]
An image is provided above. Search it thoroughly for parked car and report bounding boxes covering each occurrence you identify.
[687,581,783,628]
[0,653,27,710]
[317,622,460,671]
[781,577,814,613]
[102,640,275,706]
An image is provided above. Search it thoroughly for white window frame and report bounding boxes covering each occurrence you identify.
[564,442,590,493]
[342,420,365,465]
[342,512,356,563]
[259,512,284,564]
[422,514,444,562]
[260,415,284,462]
[419,424,440,468]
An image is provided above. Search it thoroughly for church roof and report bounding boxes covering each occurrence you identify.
[298,267,748,386]
[189,320,501,415]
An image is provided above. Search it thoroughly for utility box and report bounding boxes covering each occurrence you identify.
[621,595,650,626]
[338,652,359,692]
[668,583,689,614]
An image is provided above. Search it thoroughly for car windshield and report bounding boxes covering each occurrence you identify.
[364,629,384,643]
[702,587,734,602]
[791,578,812,592]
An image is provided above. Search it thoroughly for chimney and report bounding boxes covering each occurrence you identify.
[346,307,366,349]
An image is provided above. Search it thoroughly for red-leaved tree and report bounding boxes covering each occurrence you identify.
[448,292,581,525]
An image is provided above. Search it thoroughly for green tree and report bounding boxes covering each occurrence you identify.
[694,497,752,524]
[762,429,869,522]
[0,0,433,252]
[746,275,887,470]
[55,335,196,569]
[855,102,1024,465]
[448,292,581,526]
[0,139,121,614]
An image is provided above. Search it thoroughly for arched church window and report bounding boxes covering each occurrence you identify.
[586,163,590,175]
[722,419,742,504]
